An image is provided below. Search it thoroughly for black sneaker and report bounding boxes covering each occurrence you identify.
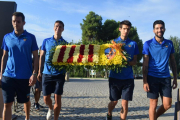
[39,104,44,108]
[34,103,40,110]
[106,113,112,120]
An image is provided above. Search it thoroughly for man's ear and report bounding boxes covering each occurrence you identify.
[119,27,121,32]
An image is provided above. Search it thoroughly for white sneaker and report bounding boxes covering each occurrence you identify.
[46,109,53,120]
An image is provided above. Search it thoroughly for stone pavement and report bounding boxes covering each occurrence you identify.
[12,78,179,120]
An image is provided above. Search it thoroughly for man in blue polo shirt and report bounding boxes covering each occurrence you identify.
[142,20,177,120]
[0,12,38,120]
[37,20,67,120]
[106,20,139,120]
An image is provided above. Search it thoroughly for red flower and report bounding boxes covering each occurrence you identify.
[67,45,76,63]
[88,45,94,62]
[67,56,73,63]
[78,45,85,63]
[57,45,66,62]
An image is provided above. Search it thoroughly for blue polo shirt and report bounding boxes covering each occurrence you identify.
[41,36,68,75]
[1,30,38,79]
[142,37,174,78]
[108,37,139,80]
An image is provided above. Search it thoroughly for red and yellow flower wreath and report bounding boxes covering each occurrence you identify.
[52,41,128,67]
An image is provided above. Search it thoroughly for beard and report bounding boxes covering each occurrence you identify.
[155,32,164,38]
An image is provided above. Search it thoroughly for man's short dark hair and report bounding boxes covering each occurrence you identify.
[119,20,132,28]
[54,20,64,28]
[12,12,25,22]
[153,20,165,29]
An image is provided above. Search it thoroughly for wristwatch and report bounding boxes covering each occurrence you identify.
[32,73,37,76]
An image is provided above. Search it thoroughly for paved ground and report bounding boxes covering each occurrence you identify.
[12,78,179,120]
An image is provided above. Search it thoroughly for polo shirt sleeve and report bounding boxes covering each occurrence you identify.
[134,42,139,55]
[105,48,111,55]
[142,41,149,55]
[31,35,38,51]
[170,41,175,54]
[1,35,9,51]
[41,39,46,52]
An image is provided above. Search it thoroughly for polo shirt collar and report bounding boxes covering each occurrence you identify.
[13,30,27,37]
[153,37,166,45]
[51,35,64,42]
[118,36,130,43]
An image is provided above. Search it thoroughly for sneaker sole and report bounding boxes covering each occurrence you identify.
[46,116,52,120]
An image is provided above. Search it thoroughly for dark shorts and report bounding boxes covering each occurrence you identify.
[147,75,172,99]
[109,77,134,101]
[1,76,30,103]
[42,74,65,96]
[35,80,42,91]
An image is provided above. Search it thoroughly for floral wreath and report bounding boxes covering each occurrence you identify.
[47,41,130,72]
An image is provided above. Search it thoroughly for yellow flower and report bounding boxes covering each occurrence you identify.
[82,57,88,63]
[52,43,126,67]
[52,45,62,63]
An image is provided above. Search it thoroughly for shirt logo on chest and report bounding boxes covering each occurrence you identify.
[23,36,27,41]
[164,43,168,48]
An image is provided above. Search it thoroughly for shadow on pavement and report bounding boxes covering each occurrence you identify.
[62,96,106,99]
[13,105,175,120]
[68,79,107,82]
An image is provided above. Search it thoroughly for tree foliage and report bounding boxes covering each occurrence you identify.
[133,65,142,75]
[80,11,102,44]
[169,36,180,74]
[69,66,87,77]
[101,19,119,42]
[128,27,143,63]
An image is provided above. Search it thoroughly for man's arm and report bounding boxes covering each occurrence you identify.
[169,53,177,89]
[128,55,137,66]
[143,54,150,92]
[37,50,45,82]
[29,50,38,86]
[0,50,8,86]
[32,50,39,74]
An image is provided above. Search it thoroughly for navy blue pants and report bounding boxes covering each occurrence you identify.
[2,76,30,103]
[42,74,65,96]
[147,75,172,99]
[109,77,134,101]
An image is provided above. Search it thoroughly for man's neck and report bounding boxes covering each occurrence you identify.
[155,36,164,44]
[54,34,61,41]
[120,36,127,41]
[14,30,24,36]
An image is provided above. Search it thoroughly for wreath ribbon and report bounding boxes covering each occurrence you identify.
[107,40,127,61]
